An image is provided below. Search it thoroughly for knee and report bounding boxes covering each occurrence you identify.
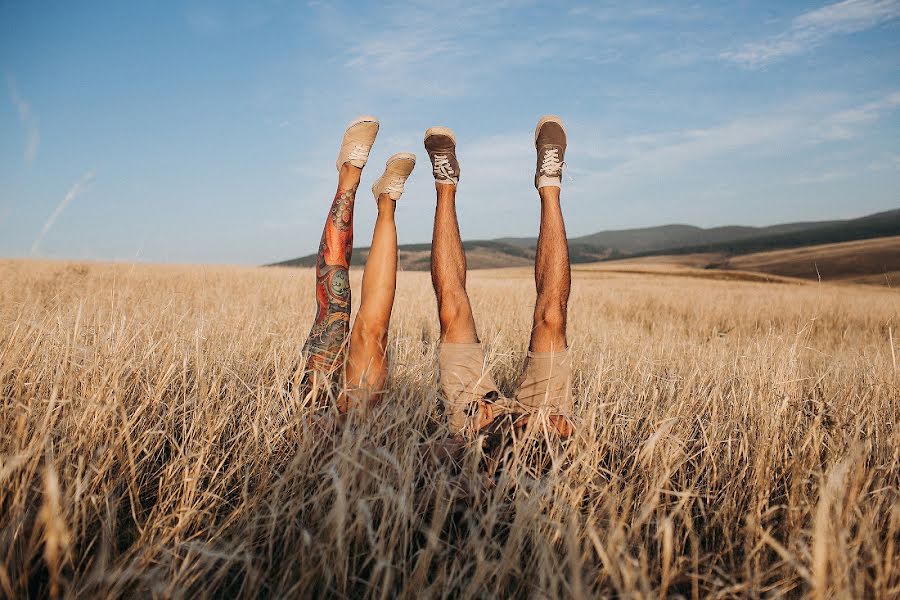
[437,291,470,330]
[354,313,389,345]
[535,302,567,334]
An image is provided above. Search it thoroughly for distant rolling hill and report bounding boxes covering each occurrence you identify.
[269,208,900,272]
[271,240,543,271]
[619,208,900,259]
[499,219,839,254]
[594,235,900,286]
[724,236,900,284]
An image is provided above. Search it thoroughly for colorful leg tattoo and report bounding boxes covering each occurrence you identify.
[302,186,355,375]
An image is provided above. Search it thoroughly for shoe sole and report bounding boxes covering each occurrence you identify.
[347,114,379,130]
[534,115,565,146]
[424,126,456,145]
[386,151,416,166]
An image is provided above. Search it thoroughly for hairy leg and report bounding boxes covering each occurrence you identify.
[529,186,570,353]
[521,185,572,436]
[431,183,494,430]
[342,194,398,410]
[431,183,479,343]
[302,164,361,375]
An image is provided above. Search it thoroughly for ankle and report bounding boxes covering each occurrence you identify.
[339,163,363,189]
[376,194,396,212]
[538,186,561,202]
[436,182,457,200]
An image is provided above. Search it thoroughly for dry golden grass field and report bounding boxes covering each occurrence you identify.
[1,259,898,598]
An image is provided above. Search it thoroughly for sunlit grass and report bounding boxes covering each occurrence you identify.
[1,259,898,598]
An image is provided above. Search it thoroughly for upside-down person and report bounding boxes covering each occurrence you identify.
[300,116,415,413]
[425,116,575,440]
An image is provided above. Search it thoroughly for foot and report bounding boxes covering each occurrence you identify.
[371,153,416,200]
[484,396,576,439]
[514,413,575,437]
[336,115,379,171]
[424,126,460,185]
[534,115,566,189]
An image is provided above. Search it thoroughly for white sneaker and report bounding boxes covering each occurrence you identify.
[372,153,416,200]
[335,115,379,171]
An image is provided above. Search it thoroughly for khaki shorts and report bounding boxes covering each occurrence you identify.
[438,342,573,434]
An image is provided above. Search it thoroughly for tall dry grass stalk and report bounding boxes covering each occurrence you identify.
[1,259,898,598]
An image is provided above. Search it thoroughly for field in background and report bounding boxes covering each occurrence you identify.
[602,235,900,286]
[726,235,900,284]
[273,210,900,280]
[1,259,898,598]
[277,234,900,286]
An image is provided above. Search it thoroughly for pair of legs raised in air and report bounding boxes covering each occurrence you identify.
[301,115,574,438]
[300,116,415,412]
[428,117,575,437]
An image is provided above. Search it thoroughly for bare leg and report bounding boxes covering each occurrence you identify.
[431,183,479,343]
[431,182,493,429]
[302,164,360,376]
[521,184,573,436]
[529,186,570,353]
[342,194,397,410]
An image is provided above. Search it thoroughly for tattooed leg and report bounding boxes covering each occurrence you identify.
[302,164,360,376]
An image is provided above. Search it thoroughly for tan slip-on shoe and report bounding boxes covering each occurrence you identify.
[371,152,416,200]
[336,115,379,171]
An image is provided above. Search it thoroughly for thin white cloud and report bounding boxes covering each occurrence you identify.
[337,4,481,97]
[343,29,463,96]
[590,116,797,181]
[31,171,95,255]
[185,4,278,35]
[569,2,705,22]
[817,91,900,139]
[331,0,571,97]
[463,131,534,185]
[573,91,900,187]
[867,153,900,171]
[788,170,853,184]
[6,75,40,164]
[721,0,900,67]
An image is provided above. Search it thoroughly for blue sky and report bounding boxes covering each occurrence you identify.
[1,0,898,265]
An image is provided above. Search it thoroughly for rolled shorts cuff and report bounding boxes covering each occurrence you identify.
[515,347,573,415]
[438,342,500,433]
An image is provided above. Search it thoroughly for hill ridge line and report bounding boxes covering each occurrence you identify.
[269,207,900,271]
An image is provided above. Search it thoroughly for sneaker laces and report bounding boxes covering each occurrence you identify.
[432,153,456,181]
[540,148,564,176]
[347,143,370,163]
[380,175,407,195]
